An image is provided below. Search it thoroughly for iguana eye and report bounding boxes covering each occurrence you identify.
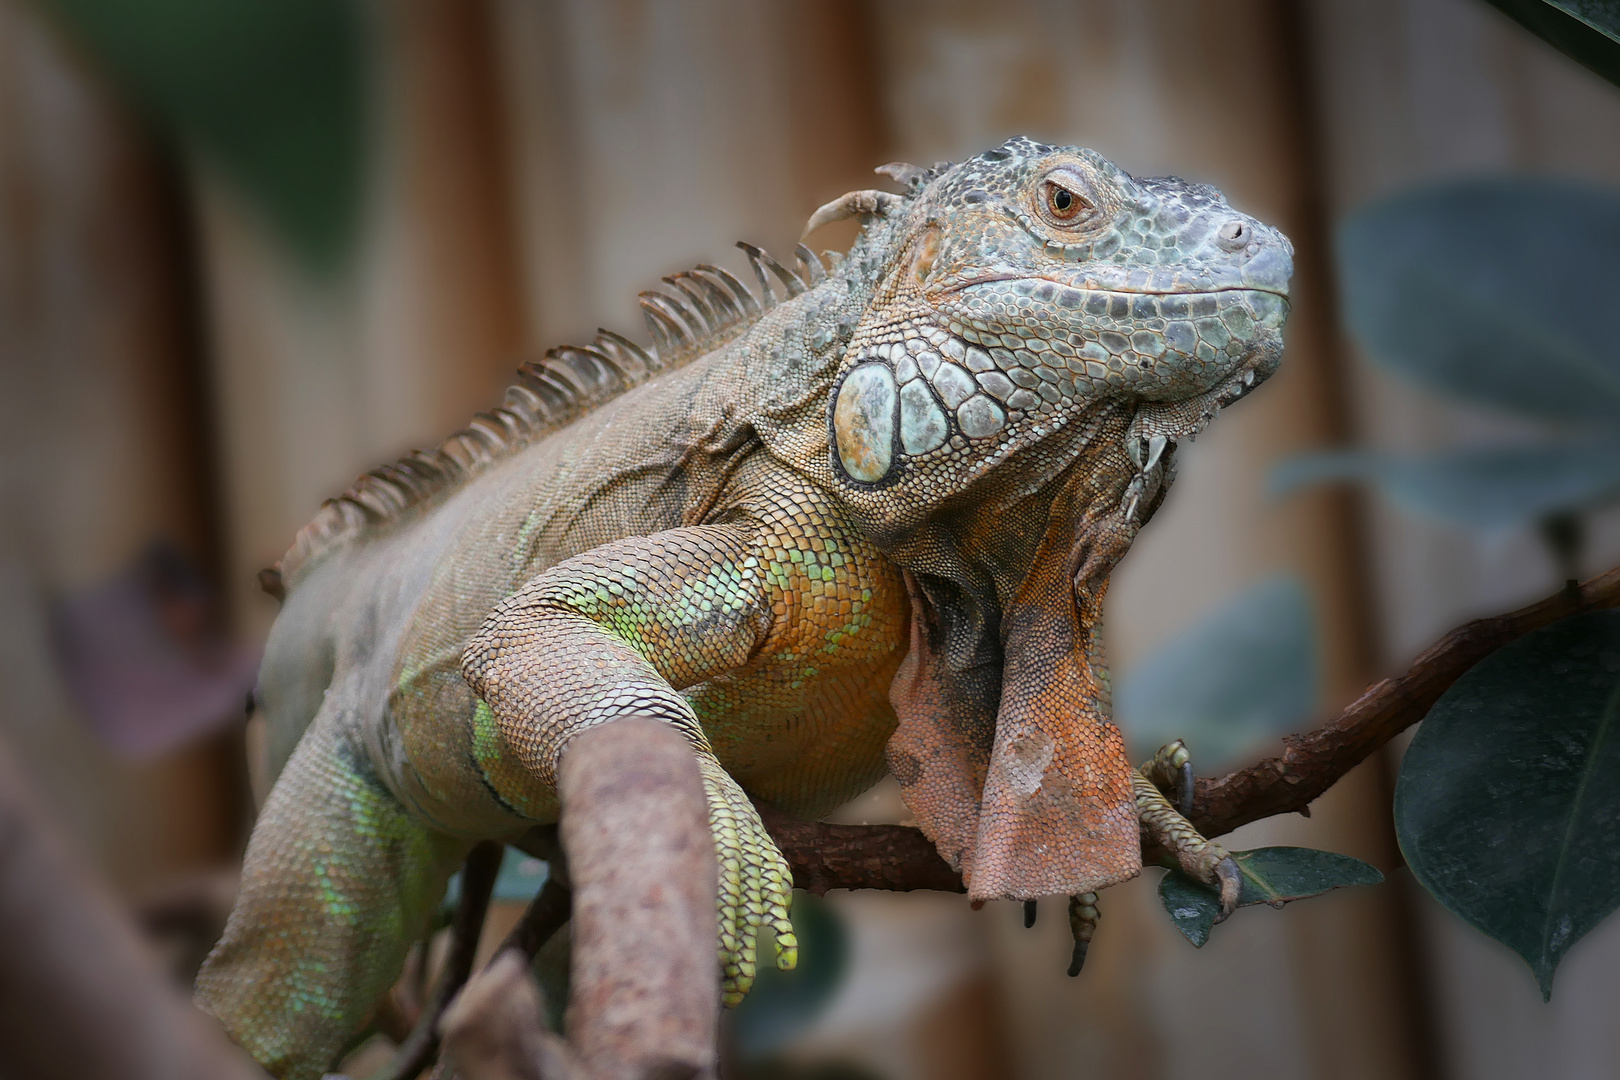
[1039,175,1096,227]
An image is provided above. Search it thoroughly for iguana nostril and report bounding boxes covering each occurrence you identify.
[1217,220,1250,251]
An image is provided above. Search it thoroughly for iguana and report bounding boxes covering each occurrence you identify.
[195,136,1292,1078]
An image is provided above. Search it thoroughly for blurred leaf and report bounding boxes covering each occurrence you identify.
[493,850,550,902]
[1115,576,1319,771]
[41,0,366,269]
[1273,440,1620,528]
[441,846,549,914]
[1158,847,1384,948]
[1337,178,1620,426]
[1479,0,1620,88]
[729,893,849,1060]
[1396,611,1620,999]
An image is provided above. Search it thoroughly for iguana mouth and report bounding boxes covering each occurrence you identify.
[939,273,1291,300]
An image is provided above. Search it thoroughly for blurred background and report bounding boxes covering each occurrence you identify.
[2,0,1619,1077]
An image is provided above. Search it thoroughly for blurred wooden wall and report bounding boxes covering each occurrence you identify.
[0,0,240,892]
[5,0,1620,1076]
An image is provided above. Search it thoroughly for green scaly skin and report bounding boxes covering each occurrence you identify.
[196,137,1291,1078]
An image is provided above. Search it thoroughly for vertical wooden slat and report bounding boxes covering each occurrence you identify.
[492,0,885,348]
[201,0,528,640]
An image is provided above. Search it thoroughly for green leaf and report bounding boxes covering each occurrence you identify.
[1158,847,1384,948]
[39,0,367,270]
[1396,610,1620,999]
[729,892,849,1059]
[1337,178,1620,427]
[1272,440,1620,528]
[1115,576,1319,771]
[1478,0,1620,88]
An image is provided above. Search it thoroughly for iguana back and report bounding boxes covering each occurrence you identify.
[256,239,895,810]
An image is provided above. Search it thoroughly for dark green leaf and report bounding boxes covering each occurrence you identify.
[1158,847,1384,948]
[1337,178,1620,426]
[1478,0,1620,88]
[1115,576,1319,771]
[1272,440,1620,528]
[1396,610,1620,999]
[729,892,849,1059]
[39,0,367,269]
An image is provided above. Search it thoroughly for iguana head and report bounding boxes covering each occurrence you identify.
[821,135,1291,526]
[799,136,1293,901]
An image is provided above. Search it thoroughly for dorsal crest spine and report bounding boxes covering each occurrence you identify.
[265,242,828,598]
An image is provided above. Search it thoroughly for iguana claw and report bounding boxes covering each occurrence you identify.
[1141,739,1195,816]
[1212,854,1242,922]
[698,756,796,1007]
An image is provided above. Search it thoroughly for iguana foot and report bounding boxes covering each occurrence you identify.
[1134,750,1240,920]
[1066,892,1099,976]
[697,756,797,1006]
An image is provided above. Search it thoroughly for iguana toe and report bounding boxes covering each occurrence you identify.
[1213,854,1242,922]
[698,756,796,1007]
[1067,892,1100,977]
[1142,738,1195,816]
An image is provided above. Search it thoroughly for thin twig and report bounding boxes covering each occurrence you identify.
[498,876,574,960]
[1189,563,1620,837]
[375,852,571,1079]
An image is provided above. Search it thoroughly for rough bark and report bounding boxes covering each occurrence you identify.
[554,719,719,1080]
[1186,567,1620,837]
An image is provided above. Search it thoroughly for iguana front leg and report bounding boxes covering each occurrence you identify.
[461,524,797,1005]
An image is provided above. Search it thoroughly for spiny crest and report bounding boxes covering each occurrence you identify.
[264,241,829,599]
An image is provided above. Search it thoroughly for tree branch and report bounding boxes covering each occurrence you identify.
[390,567,1620,1078]
[0,737,268,1080]
[764,566,1620,893]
